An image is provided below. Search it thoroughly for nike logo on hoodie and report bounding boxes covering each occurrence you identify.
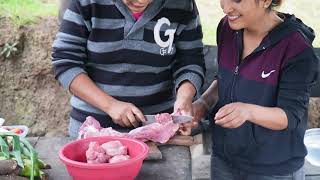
[261,70,276,79]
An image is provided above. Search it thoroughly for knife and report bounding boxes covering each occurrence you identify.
[143,115,193,125]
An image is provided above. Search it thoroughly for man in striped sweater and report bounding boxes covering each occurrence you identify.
[52,0,205,137]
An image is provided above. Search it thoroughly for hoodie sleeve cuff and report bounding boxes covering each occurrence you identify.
[57,67,87,90]
[281,107,301,131]
[175,72,203,97]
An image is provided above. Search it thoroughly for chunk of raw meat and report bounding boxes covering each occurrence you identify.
[154,113,173,124]
[128,113,179,143]
[78,116,102,139]
[128,120,179,143]
[109,155,130,164]
[78,117,128,139]
[99,127,127,137]
[86,142,110,164]
[79,113,179,143]
[101,140,127,156]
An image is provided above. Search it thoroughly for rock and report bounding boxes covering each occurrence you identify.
[0,160,19,175]
[0,175,28,180]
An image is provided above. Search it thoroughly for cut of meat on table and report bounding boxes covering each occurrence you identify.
[109,155,130,164]
[128,118,179,143]
[78,116,127,139]
[86,142,110,164]
[154,113,173,124]
[79,114,179,143]
[128,113,179,143]
[99,127,127,137]
[101,140,127,157]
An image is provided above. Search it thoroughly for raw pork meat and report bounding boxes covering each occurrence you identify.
[86,142,110,164]
[154,113,173,124]
[101,140,127,156]
[78,116,127,139]
[99,127,126,137]
[128,115,179,143]
[85,141,130,164]
[79,113,179,143]
[109,155,130,164]
[79,116,102,139]
[127,113,179,143]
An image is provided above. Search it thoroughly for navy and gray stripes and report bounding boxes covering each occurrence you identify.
[51,0,205,126]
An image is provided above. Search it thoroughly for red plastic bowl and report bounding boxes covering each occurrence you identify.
[59,136,149,180]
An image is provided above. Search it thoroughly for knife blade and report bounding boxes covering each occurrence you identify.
[172,115,193,123]
[143,115,193,125]
[144,115,157,124]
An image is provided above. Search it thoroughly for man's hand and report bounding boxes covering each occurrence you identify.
[174,97,193,136]
[106,99,146,128]
[174,81,196,135]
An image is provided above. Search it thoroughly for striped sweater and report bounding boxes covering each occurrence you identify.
[51,0,205,128]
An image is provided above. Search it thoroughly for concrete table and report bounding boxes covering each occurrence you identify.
[28,137,192,180]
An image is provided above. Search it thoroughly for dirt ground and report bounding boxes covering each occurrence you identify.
[0,17,70,136]
[0,16,319,136]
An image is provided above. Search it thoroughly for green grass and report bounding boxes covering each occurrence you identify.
[197,0,222,46]
[196,0,320,47]
[0,0,58,26]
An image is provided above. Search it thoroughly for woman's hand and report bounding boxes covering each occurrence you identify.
[106,99,145,128]
[177,98,209,136]
[214,102,251,128]
[192,98,209,127]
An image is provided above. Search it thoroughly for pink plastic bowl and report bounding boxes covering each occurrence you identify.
[59,136,149,180]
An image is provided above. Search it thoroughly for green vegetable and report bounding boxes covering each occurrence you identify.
[11,135,24,168]
[37,158,50,169]
[20,137,39,180]
[0,132,24,168]
[0,132,48,179]
[0,136,10,159]
[19,158,41,177]
[20,142,31,157]
[0,154,7,160]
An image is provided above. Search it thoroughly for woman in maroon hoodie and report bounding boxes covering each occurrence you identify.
[191,0,319,179]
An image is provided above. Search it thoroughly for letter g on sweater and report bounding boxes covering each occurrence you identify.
[154,17,176,56]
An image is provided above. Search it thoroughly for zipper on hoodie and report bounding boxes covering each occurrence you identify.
[230,65,239,102]
[230,31,242,102]
[230,30,268,102]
